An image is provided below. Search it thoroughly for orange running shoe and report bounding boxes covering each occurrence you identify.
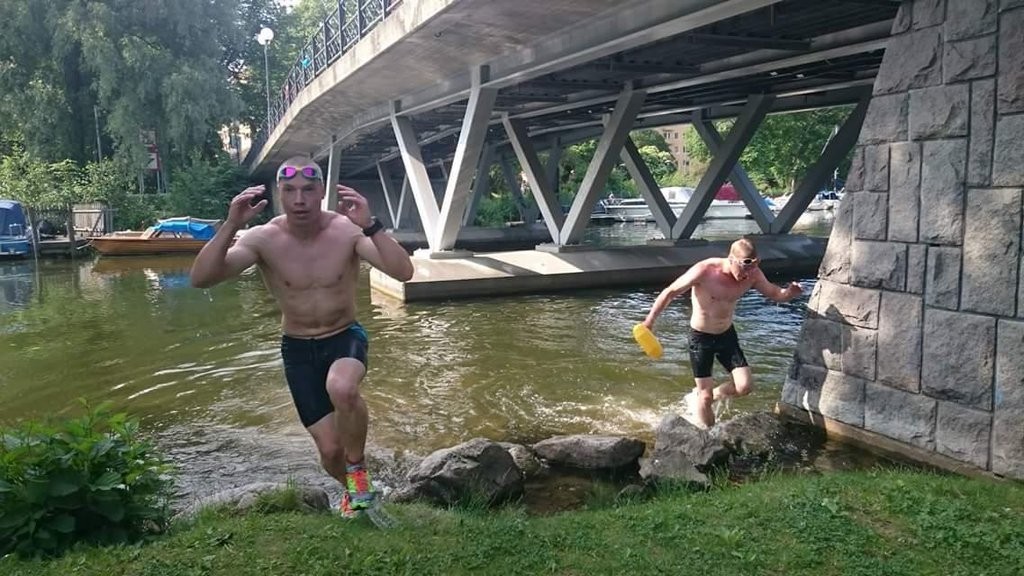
[338,490,361,518]
[345,460,377,511]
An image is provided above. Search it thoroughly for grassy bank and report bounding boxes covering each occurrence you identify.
[2,469,1022,576]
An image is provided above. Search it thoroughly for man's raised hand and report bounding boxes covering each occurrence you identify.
[227,186,268,227]
[336,185,373,228]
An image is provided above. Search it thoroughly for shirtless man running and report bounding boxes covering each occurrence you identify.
[641,238,802,429]
[190,156,414,517]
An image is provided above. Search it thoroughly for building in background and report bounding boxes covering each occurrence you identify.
[219,123,253,164]
[653,124,694,175]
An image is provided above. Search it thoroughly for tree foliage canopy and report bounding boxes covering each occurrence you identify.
[0,0,301,174]
[683,106,853,194]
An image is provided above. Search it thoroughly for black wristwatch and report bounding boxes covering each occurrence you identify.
[362,217,384,237]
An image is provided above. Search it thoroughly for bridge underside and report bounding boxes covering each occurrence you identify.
[250,0,900,252]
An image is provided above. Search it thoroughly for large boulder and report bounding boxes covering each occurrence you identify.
[531,435,646,471]
[180,482,330,517]
[401,438,524,507]
[497,442,543,478]
[713,411,788,458]
[639,413,730,486]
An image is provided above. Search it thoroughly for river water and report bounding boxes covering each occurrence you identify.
[1,215,868,508]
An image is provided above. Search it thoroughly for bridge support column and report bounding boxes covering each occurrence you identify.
[391,102,440,242]
[692,115,775,233]
[433,66,499,252]
[560,86,647,246]
[621,135,677,238]
[770,93,869,234]
[503,116,564,240]
[672,94,774,240]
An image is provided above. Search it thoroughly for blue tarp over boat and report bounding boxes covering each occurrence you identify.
[151,217,219,241]
[0,200,28,237]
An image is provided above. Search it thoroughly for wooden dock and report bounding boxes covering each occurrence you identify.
[35,236,92,258]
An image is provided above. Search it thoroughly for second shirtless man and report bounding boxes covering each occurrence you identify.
[190,156,413,517]
[641,238,802,429]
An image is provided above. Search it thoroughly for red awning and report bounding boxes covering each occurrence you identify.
[715,182,740,201]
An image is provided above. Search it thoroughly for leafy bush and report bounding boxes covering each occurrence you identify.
[0,402,176,558]
[165,156,255,222]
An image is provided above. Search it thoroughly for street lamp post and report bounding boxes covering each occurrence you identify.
[257,27,275,129]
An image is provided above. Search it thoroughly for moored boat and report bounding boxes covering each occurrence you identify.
[89,216,226,256]
[0,199,32,257]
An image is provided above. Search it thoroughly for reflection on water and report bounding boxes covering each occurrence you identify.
[0,217,849,504]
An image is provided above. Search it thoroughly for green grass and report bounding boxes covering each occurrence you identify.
[2,469,1022,576]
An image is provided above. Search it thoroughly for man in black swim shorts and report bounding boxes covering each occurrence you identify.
[190,155,413,516]
[640,238,803,429]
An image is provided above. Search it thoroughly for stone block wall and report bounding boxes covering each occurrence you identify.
[783,0,1024,479]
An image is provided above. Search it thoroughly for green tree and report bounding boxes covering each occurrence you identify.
[0,0,290,177]
[631,129,671,154]
[0,0,97,163]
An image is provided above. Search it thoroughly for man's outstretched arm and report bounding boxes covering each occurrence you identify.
[338,184,414,282]
[642,262,705,329]
[355,230,414,282]
[190,224,261,288]
[190,187,266,288]
[751,269,802,303]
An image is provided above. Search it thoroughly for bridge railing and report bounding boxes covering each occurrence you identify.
[245,0,403,167]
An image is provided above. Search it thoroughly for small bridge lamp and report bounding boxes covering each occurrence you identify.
[257,27,275,126]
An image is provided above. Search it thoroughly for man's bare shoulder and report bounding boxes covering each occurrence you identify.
[323,211,361,234]
[692,258,723,275]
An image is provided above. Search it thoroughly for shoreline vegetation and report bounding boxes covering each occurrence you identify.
[2,468,1022,575]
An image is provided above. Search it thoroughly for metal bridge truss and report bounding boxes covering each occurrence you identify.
[254,0,901,252]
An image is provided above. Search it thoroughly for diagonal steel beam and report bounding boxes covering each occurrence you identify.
[621,136,677,238]
[323,138,341,211]
[391,101,440,240]
[499,155,532,222]
[546,141,562,199]
[396,175,413,229]
[771,93,869,233]
[560,87,647,245]
[435,67,499,251]
[692,115,775,232]
[463,145,494,227]
[672,94,774,240]
[377,160,400,227]
[503,116,565,242]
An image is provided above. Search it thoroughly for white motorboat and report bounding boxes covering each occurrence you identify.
[597,186,774,222]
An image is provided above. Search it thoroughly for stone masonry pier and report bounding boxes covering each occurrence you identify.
[782,0,1024,481]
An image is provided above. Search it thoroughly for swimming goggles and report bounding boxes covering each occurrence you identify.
[277,165,323,182]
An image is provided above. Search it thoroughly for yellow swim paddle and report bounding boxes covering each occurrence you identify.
[632,323,663,359]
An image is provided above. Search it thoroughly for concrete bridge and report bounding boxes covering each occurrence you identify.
[246,0,1024,483]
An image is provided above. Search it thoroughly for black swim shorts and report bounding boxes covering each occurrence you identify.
[688,325,748,379]
[280,323,369,428]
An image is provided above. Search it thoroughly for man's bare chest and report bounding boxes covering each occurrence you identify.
[699,275,751,303]
[261,241,357,290]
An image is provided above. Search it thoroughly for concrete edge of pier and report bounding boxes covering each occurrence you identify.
[370,234,827,302]
[775,402,999,482]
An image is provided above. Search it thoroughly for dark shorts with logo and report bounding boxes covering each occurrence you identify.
[688,325,748,379]
[280,323,368,428]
